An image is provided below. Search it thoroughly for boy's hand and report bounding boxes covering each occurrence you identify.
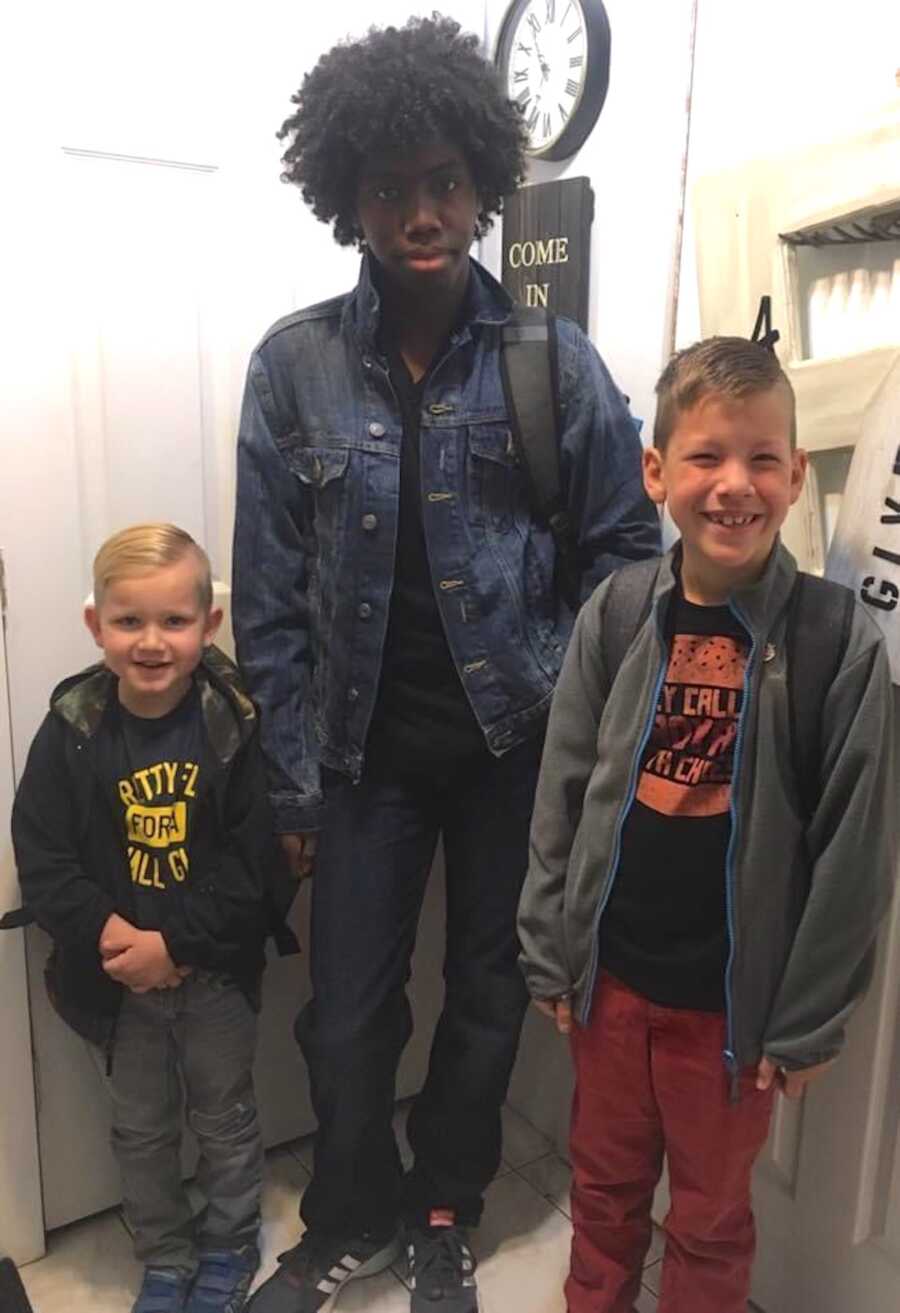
[157,965,193,990]
[281,832,318,881]
[533,996,573,1035]
[756,1055,835,1099]
[98,912,139,959]
[102,929,178,992]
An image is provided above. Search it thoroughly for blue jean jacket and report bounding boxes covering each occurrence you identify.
[232,255,660,831]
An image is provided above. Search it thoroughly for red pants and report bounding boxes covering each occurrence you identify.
[566,973,774,1313]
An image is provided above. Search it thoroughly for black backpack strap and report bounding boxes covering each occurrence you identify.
[599,558,661,695]
[500,306,580,609]
[0,906,34,931]
[786,572,855,822]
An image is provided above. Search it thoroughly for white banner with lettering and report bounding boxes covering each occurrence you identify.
[826,356,900,685]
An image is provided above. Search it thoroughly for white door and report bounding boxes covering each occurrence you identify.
[691,110,900,1313]
[1,0,468,1233]
[0,555,44,1264]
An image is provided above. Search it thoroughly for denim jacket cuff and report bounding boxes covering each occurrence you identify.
[270,795,325,835]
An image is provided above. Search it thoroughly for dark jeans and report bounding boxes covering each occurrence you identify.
[295,738,541,1236]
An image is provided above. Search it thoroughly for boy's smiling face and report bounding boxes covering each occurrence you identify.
[643,386,807,604]
[85,557,221,717]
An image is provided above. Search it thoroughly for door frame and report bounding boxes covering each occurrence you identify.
[0,549,45,1263]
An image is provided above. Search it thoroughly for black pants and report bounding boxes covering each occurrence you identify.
[295,739,540,1235]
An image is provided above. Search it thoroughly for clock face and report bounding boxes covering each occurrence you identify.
[502,0,590,156]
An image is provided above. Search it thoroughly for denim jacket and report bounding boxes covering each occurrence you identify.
[232,255,660,831]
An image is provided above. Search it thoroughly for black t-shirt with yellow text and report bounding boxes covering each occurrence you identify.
[98,685,204,930]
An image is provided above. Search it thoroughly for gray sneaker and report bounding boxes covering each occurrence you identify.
[245,1228,400,1312]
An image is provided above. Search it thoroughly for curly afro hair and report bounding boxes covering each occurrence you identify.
[277,13,528,248]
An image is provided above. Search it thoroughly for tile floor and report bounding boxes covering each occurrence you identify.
[19,1103,666,1313]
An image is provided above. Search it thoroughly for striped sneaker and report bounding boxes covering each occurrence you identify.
[244,1228,400,1312]
[406,1214,478,1312]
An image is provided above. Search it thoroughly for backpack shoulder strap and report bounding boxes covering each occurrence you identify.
[0,907,34,931]
[600,557,661,695]
[786,572,855,821]
[500,306,579,607]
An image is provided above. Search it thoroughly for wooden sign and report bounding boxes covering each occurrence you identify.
[501,177,594,331]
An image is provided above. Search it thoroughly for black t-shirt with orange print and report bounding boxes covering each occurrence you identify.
[599,590,749,1011]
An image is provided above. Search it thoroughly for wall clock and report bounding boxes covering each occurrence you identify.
[496,0,611,161]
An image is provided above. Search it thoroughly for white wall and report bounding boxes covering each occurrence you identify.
[676,0,900,348]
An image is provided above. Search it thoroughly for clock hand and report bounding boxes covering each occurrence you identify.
[531,34,550,81]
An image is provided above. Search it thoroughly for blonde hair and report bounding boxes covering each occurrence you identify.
[92,523,213,611]
[654,337,797,451]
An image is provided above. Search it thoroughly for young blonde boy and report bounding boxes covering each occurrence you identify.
[12,525,295,1313]
[518,338,896,1313]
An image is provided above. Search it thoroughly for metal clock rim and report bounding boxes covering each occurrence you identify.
[495,0,611,162]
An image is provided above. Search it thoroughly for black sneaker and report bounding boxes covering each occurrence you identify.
[406,1216,478,1312]
[244,1228,400,1312]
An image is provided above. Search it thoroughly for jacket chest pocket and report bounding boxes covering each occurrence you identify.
[466,425,523,531]
[287,446,351,545]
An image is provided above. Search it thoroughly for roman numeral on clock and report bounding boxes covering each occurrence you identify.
[545,0,556,21]
[542,111,552,138]
[565,78,579,97]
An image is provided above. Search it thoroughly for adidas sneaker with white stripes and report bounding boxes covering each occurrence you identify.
[244,1227,400,1312]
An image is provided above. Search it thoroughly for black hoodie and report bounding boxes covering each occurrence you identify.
[9,647,298,1047]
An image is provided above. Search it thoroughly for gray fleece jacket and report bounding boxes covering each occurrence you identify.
[518,542,896,1073]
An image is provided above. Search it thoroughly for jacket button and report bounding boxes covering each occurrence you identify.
[348,687,360,702]
[368,422,385,438]
[358,603,373,620]
[361,513,378,532]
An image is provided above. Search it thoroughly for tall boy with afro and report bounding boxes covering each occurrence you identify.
[234,15,660,1313]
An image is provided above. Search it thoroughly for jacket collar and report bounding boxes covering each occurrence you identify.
[343,250,514,357]
[51,646,256,767]
[653,538,799,637]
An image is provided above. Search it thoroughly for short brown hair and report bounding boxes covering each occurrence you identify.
[92,523,213,610]
[654,337,796,451]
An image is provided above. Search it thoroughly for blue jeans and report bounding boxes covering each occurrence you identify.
[95,972,262,1273]
[295,738,541,1235]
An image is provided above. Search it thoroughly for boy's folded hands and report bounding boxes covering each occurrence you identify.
[98,911,192,993]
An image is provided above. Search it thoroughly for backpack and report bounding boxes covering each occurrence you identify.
[500,305,580,609]
[598,557,856,823]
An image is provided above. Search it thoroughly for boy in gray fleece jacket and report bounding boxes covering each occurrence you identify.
[518,337,895,1313]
